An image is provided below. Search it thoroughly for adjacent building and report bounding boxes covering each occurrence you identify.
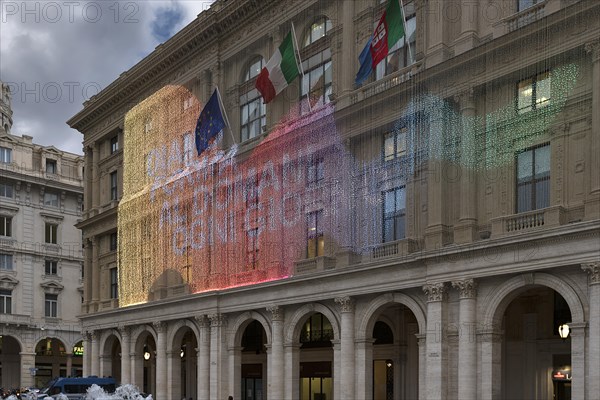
[0,82,85,388]
[68,1,599,399]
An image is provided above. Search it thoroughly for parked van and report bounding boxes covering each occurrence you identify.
[35,377,116,400]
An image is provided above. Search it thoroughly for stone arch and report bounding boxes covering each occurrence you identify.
[481,272,586,328]
[167,319,200,353]
[358,292,427,340]
[130,324,158,353]
[1,334,24,351]
[228,310,273,349]
[285,302,340,343]
[99,329,122,355]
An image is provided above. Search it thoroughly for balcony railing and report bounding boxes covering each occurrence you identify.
[493,1,547,37]
[350,62,422,105]
[294,256,336,275]
[0,313,32,326]
[491,205,566,237]
[367,238,418,261]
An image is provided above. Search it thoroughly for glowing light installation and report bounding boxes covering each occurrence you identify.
[118,63,579,306]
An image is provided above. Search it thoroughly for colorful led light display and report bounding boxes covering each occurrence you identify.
[118,64,579,306]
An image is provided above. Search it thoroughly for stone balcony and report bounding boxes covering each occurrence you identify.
[366,238,418,261]
[349,62,422,106]
[491,205,567,237]
[0,313,33,327]
[294,256,336,275]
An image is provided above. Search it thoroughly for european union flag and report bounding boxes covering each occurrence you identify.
[195,89,226,156]
[355,35,373,86]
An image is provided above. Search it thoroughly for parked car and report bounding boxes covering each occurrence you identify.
[36,377,116,400]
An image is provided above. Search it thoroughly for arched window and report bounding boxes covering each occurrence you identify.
[240,57,266,142]
[300,17,333,113]
[375,0,416,80]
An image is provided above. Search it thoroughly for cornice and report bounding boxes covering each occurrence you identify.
[68,0,280,134]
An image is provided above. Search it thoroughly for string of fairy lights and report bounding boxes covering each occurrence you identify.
[118,64,580,306]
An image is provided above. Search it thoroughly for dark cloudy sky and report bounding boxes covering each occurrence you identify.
[0,0,215,154]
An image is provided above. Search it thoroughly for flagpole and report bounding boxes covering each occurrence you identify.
[216,86,237,144]
[291,22,311,113]
[399,0,413,65]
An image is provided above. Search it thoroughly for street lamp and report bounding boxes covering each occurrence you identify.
[558,323,570,340]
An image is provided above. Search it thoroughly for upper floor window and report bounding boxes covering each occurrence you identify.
[518,0,542,11]
[307,210,324,258]
[516,144,550,213]
[110,136,119,154]
[301,17,333,113]
[384,127,407,161]
[110,171,118,201]
[45,260,58,275]
[110,232,118,251]
[0,147,11,163]
[304,17,332,47]
[0,289,12,314]
[44,191,59,207]
[246,228,259,270]
[0,216,12,237]
[375,2,416,80]
[45,223,58,244]
[110,267,118,299]
[307,156,324,185]
[45,293,58,317]
[0,253,13,270]
[517,71,550,114]
[46,159,57,174]
[0,182,13,198]
[383,187,406,242]
[240,57,266,142]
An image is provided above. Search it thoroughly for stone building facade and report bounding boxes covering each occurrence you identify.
[0,91,85,389]
[68,1,599,399]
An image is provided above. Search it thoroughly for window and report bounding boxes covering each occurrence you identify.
[0,182,13,198]
[301,17,333,113]
[110,267,118,299]
[300,313,333,345]
[0,253,12,270]
[46,159,57,174]
[45,260,58,275]
[45,223,58,244]
[0,216,11,237]
[518,0,541,11]
[516,144,550,213]
[0,147,11,163]
[307,210,324,258]
[110,232,118,251]
[240,58,266,142]
[44,192,59,207]
[375,3,416,80]
[0,290,11,314]
[45,294,58,317]
[384,127,407,161]
[246,228,259,270]
[517,71,550,114]
[110,171,118,201]
[383,187,406,242]
[307,156,324,185]
[110,136,119,154]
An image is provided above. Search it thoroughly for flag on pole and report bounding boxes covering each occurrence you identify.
[255,31,300,103]
[355,0,405,85]
[195,89,226,156]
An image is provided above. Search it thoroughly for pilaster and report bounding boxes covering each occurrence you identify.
[119,325,132,384]
[422,283,448,400]
[209,313,227,400]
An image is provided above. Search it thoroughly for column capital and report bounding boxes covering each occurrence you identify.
[453,87,475,109]
[423,282,447,302]
[585,39,600,64]
[195,314,210,328]
[451,279,478,299]
[118,325,131,336]
[267,305,284,321]
[334,296,355,313]
[415,333,426,346]
[582,262,600,285]
[152,321,167,333]
[209,313,227,327]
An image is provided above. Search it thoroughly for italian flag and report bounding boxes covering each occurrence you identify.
[370,0,405,67]
[255,31,300,104]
